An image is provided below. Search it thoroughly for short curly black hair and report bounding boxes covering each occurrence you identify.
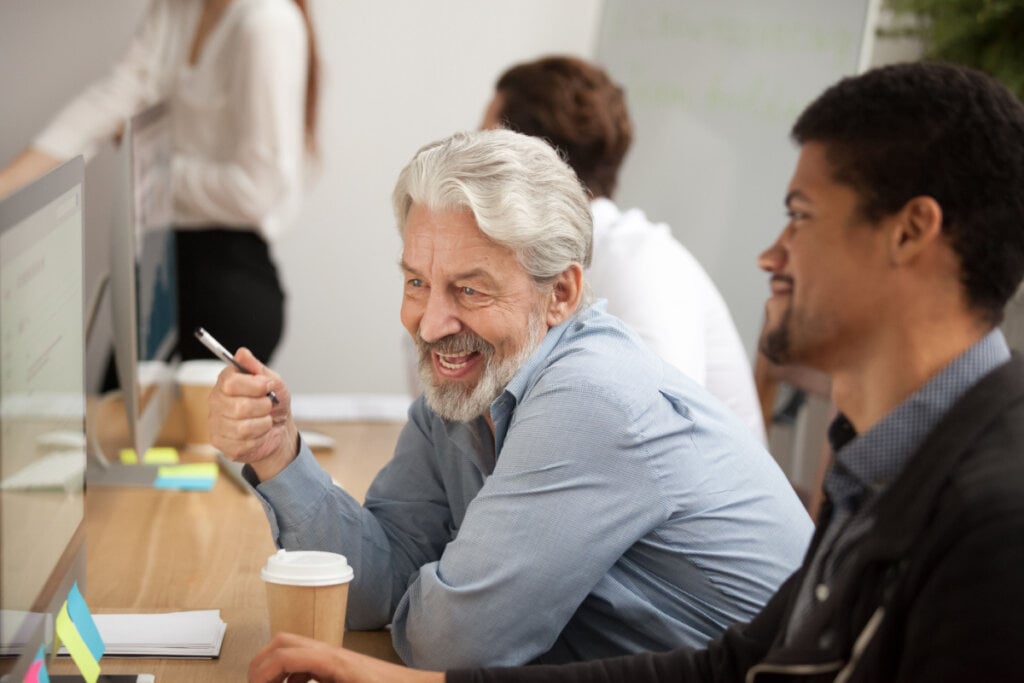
[793,61,1024,323]
[494,56,632,199]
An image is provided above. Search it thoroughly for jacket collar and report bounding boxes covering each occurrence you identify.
[856,353,1024,557]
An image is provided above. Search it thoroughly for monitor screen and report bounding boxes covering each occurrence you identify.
[0,158,87,680]
[108,102,179,462]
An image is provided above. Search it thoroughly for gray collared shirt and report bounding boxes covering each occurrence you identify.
[786,328,1011,642]
[250,303,813,668]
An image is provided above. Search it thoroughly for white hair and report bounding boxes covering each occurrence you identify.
[392,129,593,300]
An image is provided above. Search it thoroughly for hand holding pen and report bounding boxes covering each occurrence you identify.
[195,327,279,404]
[201,327,300,481]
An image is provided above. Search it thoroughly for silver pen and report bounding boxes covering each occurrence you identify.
[193,327,279,404]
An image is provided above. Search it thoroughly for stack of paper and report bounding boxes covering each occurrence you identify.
[61,610,226,658]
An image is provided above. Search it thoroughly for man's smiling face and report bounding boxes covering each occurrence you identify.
[400,203,548,422]
[758,142,892,372]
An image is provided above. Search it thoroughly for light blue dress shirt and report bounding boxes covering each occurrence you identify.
[249,303,812,668]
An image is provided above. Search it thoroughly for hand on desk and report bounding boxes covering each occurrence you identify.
[249,633,444,683]
[210,347,298,482]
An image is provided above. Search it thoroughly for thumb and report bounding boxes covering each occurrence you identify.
[234,346,268,376]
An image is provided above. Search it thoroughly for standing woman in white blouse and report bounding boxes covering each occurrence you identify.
[0,0,319,364]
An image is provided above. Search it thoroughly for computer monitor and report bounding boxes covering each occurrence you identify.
[0,157,87,680]
[107,102,179,464]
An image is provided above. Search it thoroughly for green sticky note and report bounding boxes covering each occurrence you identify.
[157,463,217,479]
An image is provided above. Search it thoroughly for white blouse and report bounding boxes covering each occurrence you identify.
[34,0,308,241]
[588,198,767,443]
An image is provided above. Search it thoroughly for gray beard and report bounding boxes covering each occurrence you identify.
[416,313,545,423]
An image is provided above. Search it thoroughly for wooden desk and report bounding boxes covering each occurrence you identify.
[51,420,406,681]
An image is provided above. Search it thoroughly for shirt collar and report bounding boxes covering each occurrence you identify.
[487,304,599,455]
[825,328,1010,509]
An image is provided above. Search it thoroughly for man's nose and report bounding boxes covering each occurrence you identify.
[758,232,788,273]
[418,289,463,343]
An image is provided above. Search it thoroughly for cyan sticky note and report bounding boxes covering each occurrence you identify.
[66,582,104,662]
[153,477,216,491]
[119,447,179,465]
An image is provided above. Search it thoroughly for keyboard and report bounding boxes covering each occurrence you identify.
[0,451,86,492]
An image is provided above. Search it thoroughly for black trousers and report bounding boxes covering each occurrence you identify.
[101,227,285,391]
[174,227,285,364]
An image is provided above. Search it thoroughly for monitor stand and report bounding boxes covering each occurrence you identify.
[85,462,159,487]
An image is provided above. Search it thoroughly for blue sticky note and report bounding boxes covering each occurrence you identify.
[66,582,105,662]
[153,476,215,491]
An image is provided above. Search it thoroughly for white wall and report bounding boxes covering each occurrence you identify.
[594,0,876,359]
[276,1,603,396]
[0,0,603,402]
[0,0,149,392]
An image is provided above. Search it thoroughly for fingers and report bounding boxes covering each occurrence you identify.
[216,369,276,405]
[234,346,266,375]
[249,633,340,683]
[249,633,445,683]
[209,355,290,465]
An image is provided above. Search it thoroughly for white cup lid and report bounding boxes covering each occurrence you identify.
[261,549,354,586]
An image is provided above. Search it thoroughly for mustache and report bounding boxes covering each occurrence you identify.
[415,332,494,357]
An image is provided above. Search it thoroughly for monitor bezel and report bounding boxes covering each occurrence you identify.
[109,101,179,462]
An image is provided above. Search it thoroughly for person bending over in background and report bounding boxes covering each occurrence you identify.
[249,61,1024,683]
[482,55,765,443]
[0,0,319,365]
[212,129,811,669]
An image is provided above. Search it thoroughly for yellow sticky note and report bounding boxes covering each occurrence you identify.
[156,462,218,479]
[55,602,100,683]
[119,447,180,465]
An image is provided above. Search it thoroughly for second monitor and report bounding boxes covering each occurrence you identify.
[106,102,179,466]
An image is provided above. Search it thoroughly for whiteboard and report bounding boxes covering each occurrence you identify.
[596,0,876,355]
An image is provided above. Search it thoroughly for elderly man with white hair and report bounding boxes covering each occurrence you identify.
[210,129,810,670]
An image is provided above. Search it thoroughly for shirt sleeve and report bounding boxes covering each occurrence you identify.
[446,649,697,683]
[446,571,799,683]
[251,408,457,631]
[33,0,170,161]
[172,2,307,226]
[390,382,672,668]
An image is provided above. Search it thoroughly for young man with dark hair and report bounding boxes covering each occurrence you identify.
[249,61,1024,683]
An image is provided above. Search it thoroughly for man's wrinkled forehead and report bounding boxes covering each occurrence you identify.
[401,203,521,277]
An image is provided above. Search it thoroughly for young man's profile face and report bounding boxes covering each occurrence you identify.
[758,142,894,372]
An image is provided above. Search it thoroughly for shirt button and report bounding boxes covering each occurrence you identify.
[815,583,830,602]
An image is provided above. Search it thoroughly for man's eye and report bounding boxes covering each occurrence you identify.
[786,210,809,222]
[461,286,478,296]
[409,278,423,287]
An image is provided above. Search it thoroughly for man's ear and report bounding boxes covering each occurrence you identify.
[890,195,943,265]
[546,263,583,327]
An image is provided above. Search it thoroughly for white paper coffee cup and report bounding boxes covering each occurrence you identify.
[261,550,354,645]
